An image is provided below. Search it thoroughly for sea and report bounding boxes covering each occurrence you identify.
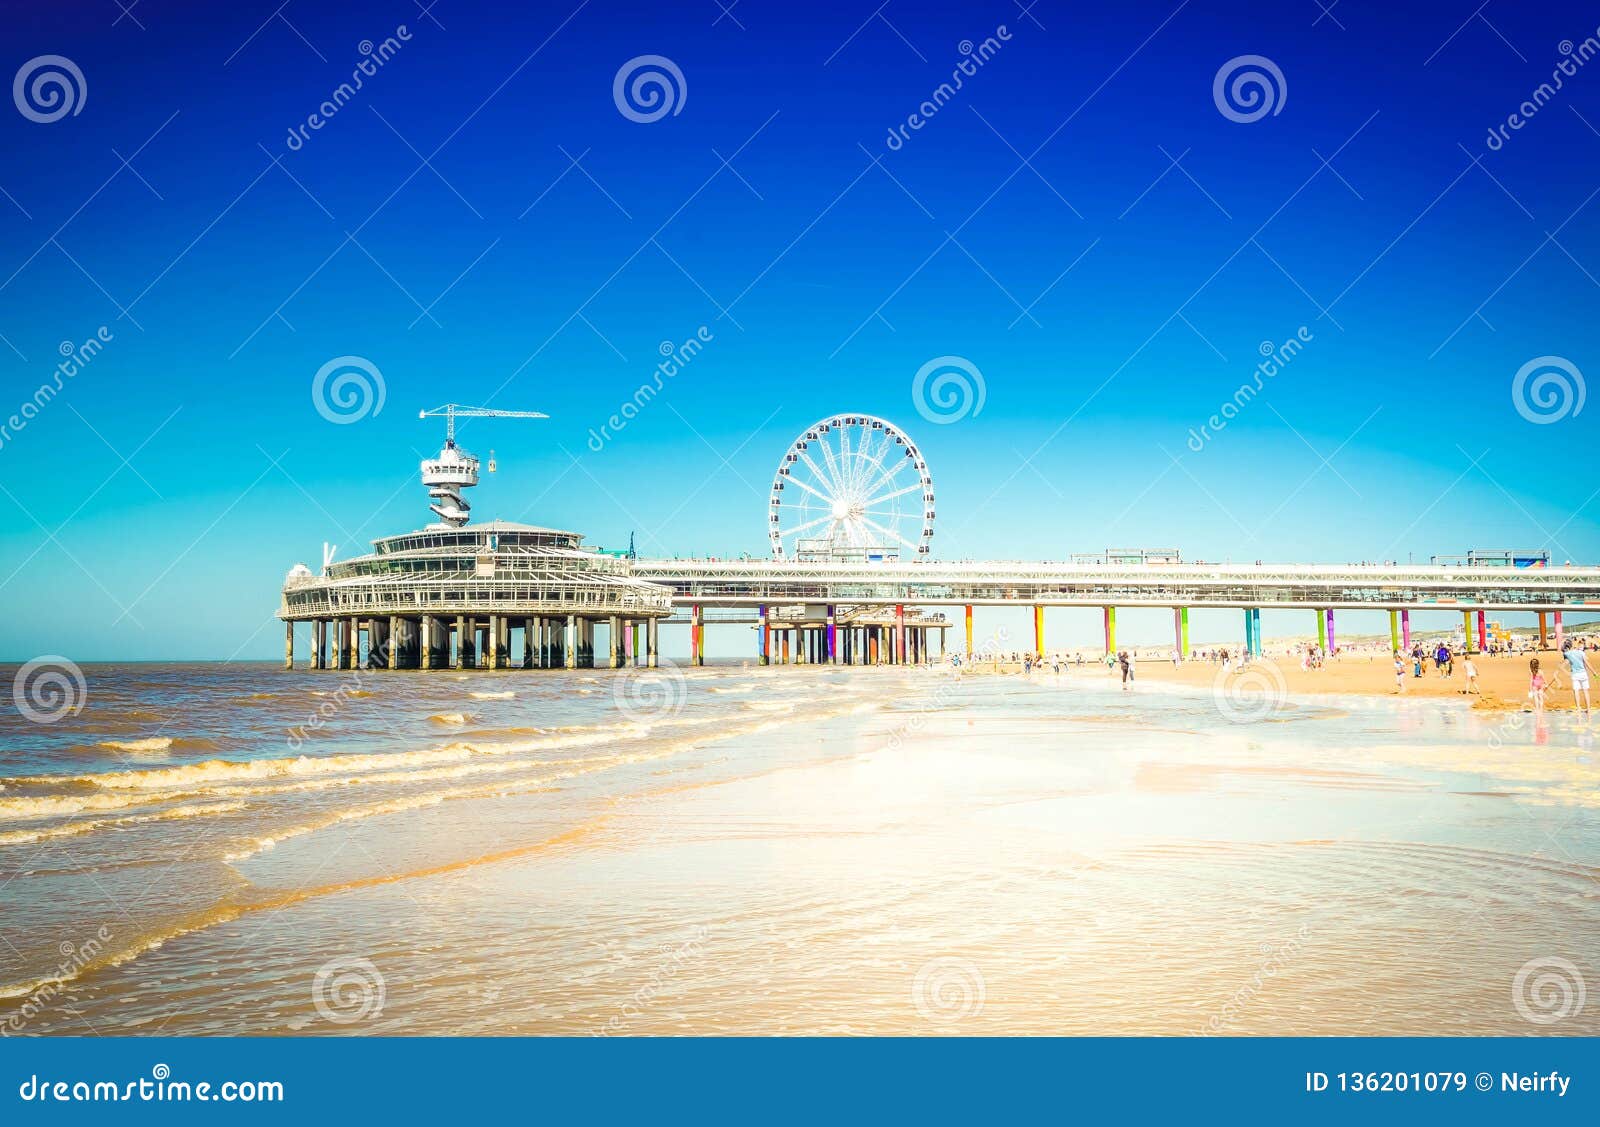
[1,660,1596,1036]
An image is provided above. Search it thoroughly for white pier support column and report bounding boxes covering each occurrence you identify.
[564,615,577,670]
[647,617,658,668]
[284,621,294,670]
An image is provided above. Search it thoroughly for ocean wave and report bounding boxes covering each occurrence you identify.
[428,712,474,725]
[468,691,515,700]
[0,801,246,847]
[95,736,220,755]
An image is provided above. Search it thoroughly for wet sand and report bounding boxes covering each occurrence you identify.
[1120,649,1598,714]
[3,662,1596,1036]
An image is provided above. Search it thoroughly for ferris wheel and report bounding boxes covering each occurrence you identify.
[768,414,934,561]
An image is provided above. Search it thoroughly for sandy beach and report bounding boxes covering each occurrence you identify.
[1128,648,1598,715]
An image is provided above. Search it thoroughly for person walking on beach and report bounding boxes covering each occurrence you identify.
[1563,640,1592,719]
[1462,654,1479,696]
[1530,657,1548,719]
[1394,652,1406,694]
[1117,650,1132,690]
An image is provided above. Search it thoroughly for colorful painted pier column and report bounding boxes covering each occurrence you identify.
[964,604,974,657]
[1461,610,1476,654]
[1103,606,1117,655]
[758,605,770,665]
[1316,609,1327,653]
[895,604,907,664]
[1554,611,1565,649]
[826,605,837,664]
[1476,610,1488,654]
[1325,608,1336,654]
[1033,604,1045,657]
[1243,607,1262,658]
[1389,610,1400,654]
[1401,609,1411,651]
[1539,612,1549,649]
[690,604,704,666]
[1172,607,1189,661]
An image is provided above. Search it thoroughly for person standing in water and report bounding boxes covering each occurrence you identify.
[1117,650,1132,690]
[1563,640,1592,719]
[1530,657,1548,720]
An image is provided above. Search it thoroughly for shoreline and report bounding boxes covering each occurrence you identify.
[960,650,1597,716]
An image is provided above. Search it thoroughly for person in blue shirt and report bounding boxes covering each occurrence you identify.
[1562,640,1591,720]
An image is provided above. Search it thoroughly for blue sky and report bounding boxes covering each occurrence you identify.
[0,0,1597,659]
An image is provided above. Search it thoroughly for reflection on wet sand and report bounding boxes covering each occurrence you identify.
[0,662,1594,1035]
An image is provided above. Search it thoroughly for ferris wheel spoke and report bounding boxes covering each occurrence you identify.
[795,449,840,496]
[779,511,839,539]
[851,436,898,499]
[863,480,924,507]
[780,473,836,506]
[858,454,910,503]
[817,436,847,494]
[857,515,923,555]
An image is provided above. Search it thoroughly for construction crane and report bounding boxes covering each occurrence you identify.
[418,403,548,529]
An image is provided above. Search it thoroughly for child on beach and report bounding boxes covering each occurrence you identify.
[1462,655,1479,695]
[1529,658,1547,719]
[1394,652,1406,694]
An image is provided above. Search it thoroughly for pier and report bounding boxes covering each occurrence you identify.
[279,409,1600,670]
